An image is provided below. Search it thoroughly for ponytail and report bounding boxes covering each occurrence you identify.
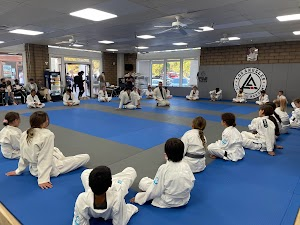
[26,128,35,143]
[199,130,207,151]
[26,111,49,143]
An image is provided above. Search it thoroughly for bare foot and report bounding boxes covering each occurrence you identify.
[275,145,283,149]
[268,151,275,156]
[209,154,217,159]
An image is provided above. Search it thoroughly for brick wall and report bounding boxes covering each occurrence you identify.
[102,52,117,85]
[25,44,49,82]
[200,41,300,65]
[124,53,137,72]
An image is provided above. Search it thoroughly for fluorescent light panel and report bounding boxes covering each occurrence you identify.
[136,35,155,39]
[9,29,44,36]
[228,37,240,41]
[70,8,117,22]
[194,26,214,32]
[72,44,83,47]
[173,42,188,46]
[135,46,149,49]
[98,40,114,44]
[48,45,102,53]
[276,14,300,22]
[0,41,4,44]
[106,49,118,51]
[293,31,300,35]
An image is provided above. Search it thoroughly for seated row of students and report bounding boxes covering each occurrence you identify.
[1,111,90,189]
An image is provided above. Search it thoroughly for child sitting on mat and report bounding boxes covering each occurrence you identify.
[290,98,300,129]
[241,105,278,156]
[0,112,22,159]
[6,111,90,189]
[72,166,138,225]
[208,113,245,161]
[181,116,207,172]
[130,138,195,208]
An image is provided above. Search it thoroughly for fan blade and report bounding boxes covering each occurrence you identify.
[56,41,70,44]
[154,26,173,28]
[156,28,175,34]
[206,41,220,45]
[179,28,187,35]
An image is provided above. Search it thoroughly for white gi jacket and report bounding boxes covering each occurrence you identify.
[63,93,76,103]
[187,90,199,100]
[146,90,154,97]
[118,91,131,109]
[15,129,58,184]
[134,160,195,208]
[153,87,167,101]
[98,90,109,99]
[290,108,300,128]
[208,126,245,161]
[244,116,275,152]
[73,168,138,225]
[26,94,41,105]
[0,125,21,159]
[181,129,206,172]
[257,94,269,104]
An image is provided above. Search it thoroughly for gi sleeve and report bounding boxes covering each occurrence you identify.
[134,165,165,205]
[72,194,90,225]
[181,133,189,155]
[119,94,125,109]
[37,133,55,184]
[15,157,29,175]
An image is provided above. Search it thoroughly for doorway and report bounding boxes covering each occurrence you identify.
[65,63,91,98]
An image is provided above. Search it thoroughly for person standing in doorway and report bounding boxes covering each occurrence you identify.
[98,72,106,89]
[77,71,85,100]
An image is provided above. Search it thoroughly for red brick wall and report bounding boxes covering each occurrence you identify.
[102,52,117,85]
[25,44,49,82]
[200,41,300,65]
[124,53,137,73]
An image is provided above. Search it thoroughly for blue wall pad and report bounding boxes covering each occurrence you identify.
[23,108,190,150]
[97,101,252,127]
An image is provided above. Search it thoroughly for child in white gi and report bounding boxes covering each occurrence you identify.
[290,98,300,128]
[233,88,246,103]
[63,89,80,106]
[153,82,170,107]
[181,116,207,172]
[255,90,269,105]
[26,90,45,108]
[165,87,172,99]
[145,85,154,99]
[72,166,138,225]
[130,87,141,108]
[209,88,222,101]
[186,86,199,101]
[241,105,277,156]
[118,88,137,110]
[274,98,290,133]
[6,111,90,189]
[208,113,245,161]
[98,86,112,102]
[0,112,22,159]
[130,138,195,208]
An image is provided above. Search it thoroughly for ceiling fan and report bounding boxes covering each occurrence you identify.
[55,36,85,46]
[206,34,240,45]
[154,16,196,35]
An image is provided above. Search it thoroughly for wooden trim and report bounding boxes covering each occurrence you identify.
[0,203,21,225]
[295,209,300,225]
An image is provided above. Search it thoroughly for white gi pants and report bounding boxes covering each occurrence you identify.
[98,97,112,102]
[241,131,266,151]
[156,100,170,107]
[232,98,246,103]
[186,96,199,100]
[27,103,45,108]
[63,100,80,106]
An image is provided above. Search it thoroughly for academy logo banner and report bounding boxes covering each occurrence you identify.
[233,67,267,99]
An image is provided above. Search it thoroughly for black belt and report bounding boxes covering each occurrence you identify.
[185,152,205,159]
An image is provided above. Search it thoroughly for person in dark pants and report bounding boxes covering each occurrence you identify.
[0,78,6,105]
[77,71,85,99]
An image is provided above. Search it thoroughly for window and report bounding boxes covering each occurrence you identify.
[183,58,198,86]
[166,60,180,86]
[151,60,164,86]
[50,57,62,72]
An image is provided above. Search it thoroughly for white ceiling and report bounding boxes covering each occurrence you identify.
[0,0,300,52]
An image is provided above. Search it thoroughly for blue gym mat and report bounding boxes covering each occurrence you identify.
[95,100,252,127]
[23,108,190,150]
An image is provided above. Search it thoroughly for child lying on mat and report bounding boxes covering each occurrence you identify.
[241,105,280,156]
[0,112,22,159]
[72,166,138,225]
[6,111,90,189]
[208,113,245,161]
[130,138,195,208]
[181,116,208,172]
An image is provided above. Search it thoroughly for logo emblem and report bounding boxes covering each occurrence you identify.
[233,68,267,99]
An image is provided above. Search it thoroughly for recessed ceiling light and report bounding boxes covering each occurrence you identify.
[9,29,44,36]
[136,35,156,39]
[293,31,300,35]
[106,49,118,52]
[228,37,240,41]
[135,46,149,49]
[173,42,188,46]
[0,41,4,44]
[276,14,300,22]
[194,26,214,32]
[98,40,114,44]
[72,44,83,47]
[70,8,117,22]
